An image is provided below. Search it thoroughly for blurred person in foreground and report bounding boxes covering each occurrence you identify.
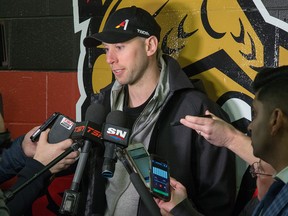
[0,128,79,216]
[157,66,288,216]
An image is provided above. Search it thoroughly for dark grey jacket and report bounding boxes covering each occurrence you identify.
[78,55,236,216]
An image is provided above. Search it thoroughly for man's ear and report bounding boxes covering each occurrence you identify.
[270,108,284,136]
[145,36,158,56]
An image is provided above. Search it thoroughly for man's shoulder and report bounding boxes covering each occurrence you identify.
[264,183,288,215]
[90,82,114,111]
[171,87,230,122]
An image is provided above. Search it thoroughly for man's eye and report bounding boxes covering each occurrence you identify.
[116,45,124,50]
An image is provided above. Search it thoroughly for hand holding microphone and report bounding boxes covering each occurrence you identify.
[33,129,78,174]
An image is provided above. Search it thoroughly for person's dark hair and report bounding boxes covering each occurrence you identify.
[253,65,288,115]
[253,65,288,92]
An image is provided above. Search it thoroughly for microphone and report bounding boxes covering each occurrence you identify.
[30,113,76,143]
[4,112,79,203]
[59,103,106,215]
[71,117,103,145]
[101,110,130,178]
[70,103,105,189]
[48,114,76,143]
[100,111,161,215]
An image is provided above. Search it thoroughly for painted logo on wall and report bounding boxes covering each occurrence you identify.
[73,0,288,134]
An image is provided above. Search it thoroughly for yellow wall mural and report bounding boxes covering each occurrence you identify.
[73,0,288,192]
[73,0,288,138]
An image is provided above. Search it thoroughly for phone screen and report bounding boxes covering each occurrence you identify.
[150,155,170,201]
[126,144,150,186]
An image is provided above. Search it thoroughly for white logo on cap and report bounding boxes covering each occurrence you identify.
[123,19,129,30]
[137,29,150,36]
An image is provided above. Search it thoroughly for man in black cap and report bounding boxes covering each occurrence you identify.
[79,6,236,216]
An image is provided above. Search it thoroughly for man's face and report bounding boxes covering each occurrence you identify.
[248,95,273,160]
[103,37,150,86]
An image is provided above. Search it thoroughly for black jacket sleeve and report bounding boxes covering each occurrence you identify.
[171,198,204,216]
[6,158,51,216]
[0,135,27,184]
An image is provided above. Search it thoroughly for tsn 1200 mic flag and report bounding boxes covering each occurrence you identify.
[71,103,106,145]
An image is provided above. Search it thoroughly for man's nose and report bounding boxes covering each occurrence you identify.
[106,50,117,65]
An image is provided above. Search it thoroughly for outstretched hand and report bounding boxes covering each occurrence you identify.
[33,129,79,174]
[180,110,238,149]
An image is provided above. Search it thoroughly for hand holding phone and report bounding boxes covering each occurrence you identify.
[30,112,60,142]
[150,154,171,201]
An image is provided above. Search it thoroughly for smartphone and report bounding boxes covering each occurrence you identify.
[149,154,171,201]
[30,112,75,143]
[125,143,150,188]
[30,112,60,142]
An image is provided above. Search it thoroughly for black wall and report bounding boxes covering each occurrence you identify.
[0,0,287,71]
[0,0,80,70]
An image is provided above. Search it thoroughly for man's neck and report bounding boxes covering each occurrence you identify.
[127,82,157,108]
[128,67,160,107]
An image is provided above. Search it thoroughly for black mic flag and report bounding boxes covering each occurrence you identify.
[102,110,130,148]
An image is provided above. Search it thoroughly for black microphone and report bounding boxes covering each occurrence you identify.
[101,110,130,178]
[70,103,105,190]
[71,117,103,145]
[59,103,106,215]
[30,113,76,143]
[101,111,160,215]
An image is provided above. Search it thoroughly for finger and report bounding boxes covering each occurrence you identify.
[205,110,214,117]
[169,178,179,189]
[185,115,212,125]
[65,151,80,160]
[205,110,221,121]
[38,129,49,143]
[180,118,206,132]
[58,138,73,149]
[62,158,78,165]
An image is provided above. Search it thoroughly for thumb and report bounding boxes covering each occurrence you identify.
[205,110,217,119]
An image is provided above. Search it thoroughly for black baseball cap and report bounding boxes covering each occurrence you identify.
[83,6,161,47]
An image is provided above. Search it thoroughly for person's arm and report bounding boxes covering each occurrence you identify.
[180,110,258,165]
[0,126,42,184]
[0,135,26,183]
[6,158,51,216]
[6,130,79,216]
[0,113,11,148]
[171,198,204,216]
